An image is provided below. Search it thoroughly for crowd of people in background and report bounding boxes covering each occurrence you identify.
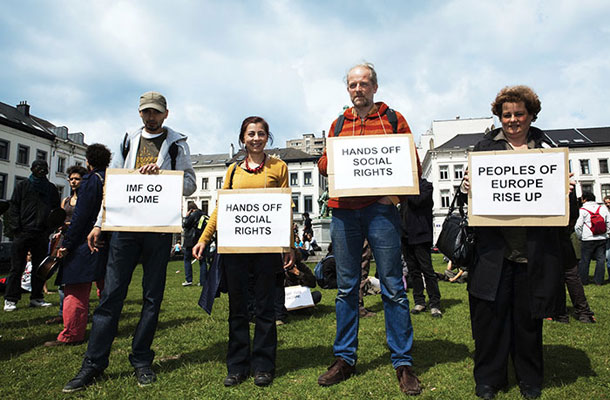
[1,67,610,400]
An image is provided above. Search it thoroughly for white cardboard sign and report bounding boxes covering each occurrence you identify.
[469,148,568,218]
[284,285,314,310]
[102,169,184,232]
[327,134,419,197]
[216,188,292,253]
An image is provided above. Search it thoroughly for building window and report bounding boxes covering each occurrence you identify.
[75,161,83,167]
[568,159,572,173]
[216,177,223,189]
[304,172,312,186]
[581,183,593,194]
[304,195,313,213]
[201,200,209,215]
[17,144,29,165]
[56,185,64,198]
[599,159,609,174]
[36,149,47,162]
[201,177,208,190]
[601,184,610,198]
[320,174,327,191]
[292,194,300,213]
[580,159,590,175]
[57,156,66,173]
[454,165,464,180]
[439,165,449,180]
[440,189,450,208]
[0,173,6,199]
[290,172,299,187]
[0,139,9,161]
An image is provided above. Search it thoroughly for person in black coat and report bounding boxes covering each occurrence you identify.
[182,203,207,286]
[46,144,111,346]
[4,159,60,311]
[460,86,569,400]
[400,178,441,317]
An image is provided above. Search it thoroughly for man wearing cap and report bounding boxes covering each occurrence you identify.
[4,160,60,312]
[63,91,196,392]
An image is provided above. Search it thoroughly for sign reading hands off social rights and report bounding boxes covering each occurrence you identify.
[216,188,292,253]
[327,134,419,197]
[102,169,184,232]
[468,148,569,226]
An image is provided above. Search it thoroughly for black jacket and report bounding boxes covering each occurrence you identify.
[183,209,205,247]
[401,178,433,245]
[9,177,60,236]
[464,127,566,318]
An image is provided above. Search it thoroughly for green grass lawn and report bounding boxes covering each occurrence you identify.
[1,254,609,399]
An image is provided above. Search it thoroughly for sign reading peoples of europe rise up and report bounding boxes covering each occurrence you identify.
[468,148,569,226]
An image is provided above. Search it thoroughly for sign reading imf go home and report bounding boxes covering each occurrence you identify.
[327,134,420,197]
[102,168,184,233]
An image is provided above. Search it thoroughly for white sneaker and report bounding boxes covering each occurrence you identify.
[30,299,52,308]
[4,300,16,312]
[181,281,193,287]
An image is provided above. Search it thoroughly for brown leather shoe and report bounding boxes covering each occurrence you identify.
[318,358,355,386]
[359,307,376,318]
[396,365,421,395]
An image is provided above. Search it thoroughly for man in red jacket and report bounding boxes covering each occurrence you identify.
[317,63,422,396]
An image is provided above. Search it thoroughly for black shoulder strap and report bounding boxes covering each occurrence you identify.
[228,163,238,189]
[386,108,398,133]
[121,132,130,160]
[168,142,179,170]
[333,115,345,137]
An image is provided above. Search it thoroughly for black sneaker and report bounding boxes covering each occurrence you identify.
[135,366,156,387]
[62,366,102,393]
[224,373,248,387]
[253,371,274,387]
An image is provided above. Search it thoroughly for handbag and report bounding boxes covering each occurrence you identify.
[435,186,476,269]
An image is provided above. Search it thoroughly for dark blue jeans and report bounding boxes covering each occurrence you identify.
[224,253,281,375]
[83,232,171,371]
[578,239,606,285]
[183,246,208,285]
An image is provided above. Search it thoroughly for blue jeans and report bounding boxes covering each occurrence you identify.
[184,246,208,285]
[83,232,171,371]
[578,239,606,285]
[331,203,414,368]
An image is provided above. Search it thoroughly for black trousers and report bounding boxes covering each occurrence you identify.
[405,242,440,309]
[5,233,48,302]
[563,263,594,319]
[224,253,280,375]
[469,259,543,389]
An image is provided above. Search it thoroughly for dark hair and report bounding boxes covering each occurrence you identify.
[187,202,198,211]
[239,116,273,148]
[86,143,112,170]
[604,195,610,202]
[581,191,596,202]
[491,85,541,122]
[67,165,87,177]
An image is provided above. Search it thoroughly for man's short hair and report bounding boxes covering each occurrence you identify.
[582,191,596,202]
[604,195,610,202]
[187,202,199,211]
[86,143,112,170]
[345,62,378,86]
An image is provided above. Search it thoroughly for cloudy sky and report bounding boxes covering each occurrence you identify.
[1,0,608,155]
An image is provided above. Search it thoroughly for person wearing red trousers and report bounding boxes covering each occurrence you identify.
[45,144,112,346]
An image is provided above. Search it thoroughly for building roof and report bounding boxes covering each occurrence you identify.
[227,147,318,165]
[0,101,56,140]
[434,126,610,151]
[190,153,232,166]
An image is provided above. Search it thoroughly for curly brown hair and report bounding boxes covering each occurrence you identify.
[491,85,541,122]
